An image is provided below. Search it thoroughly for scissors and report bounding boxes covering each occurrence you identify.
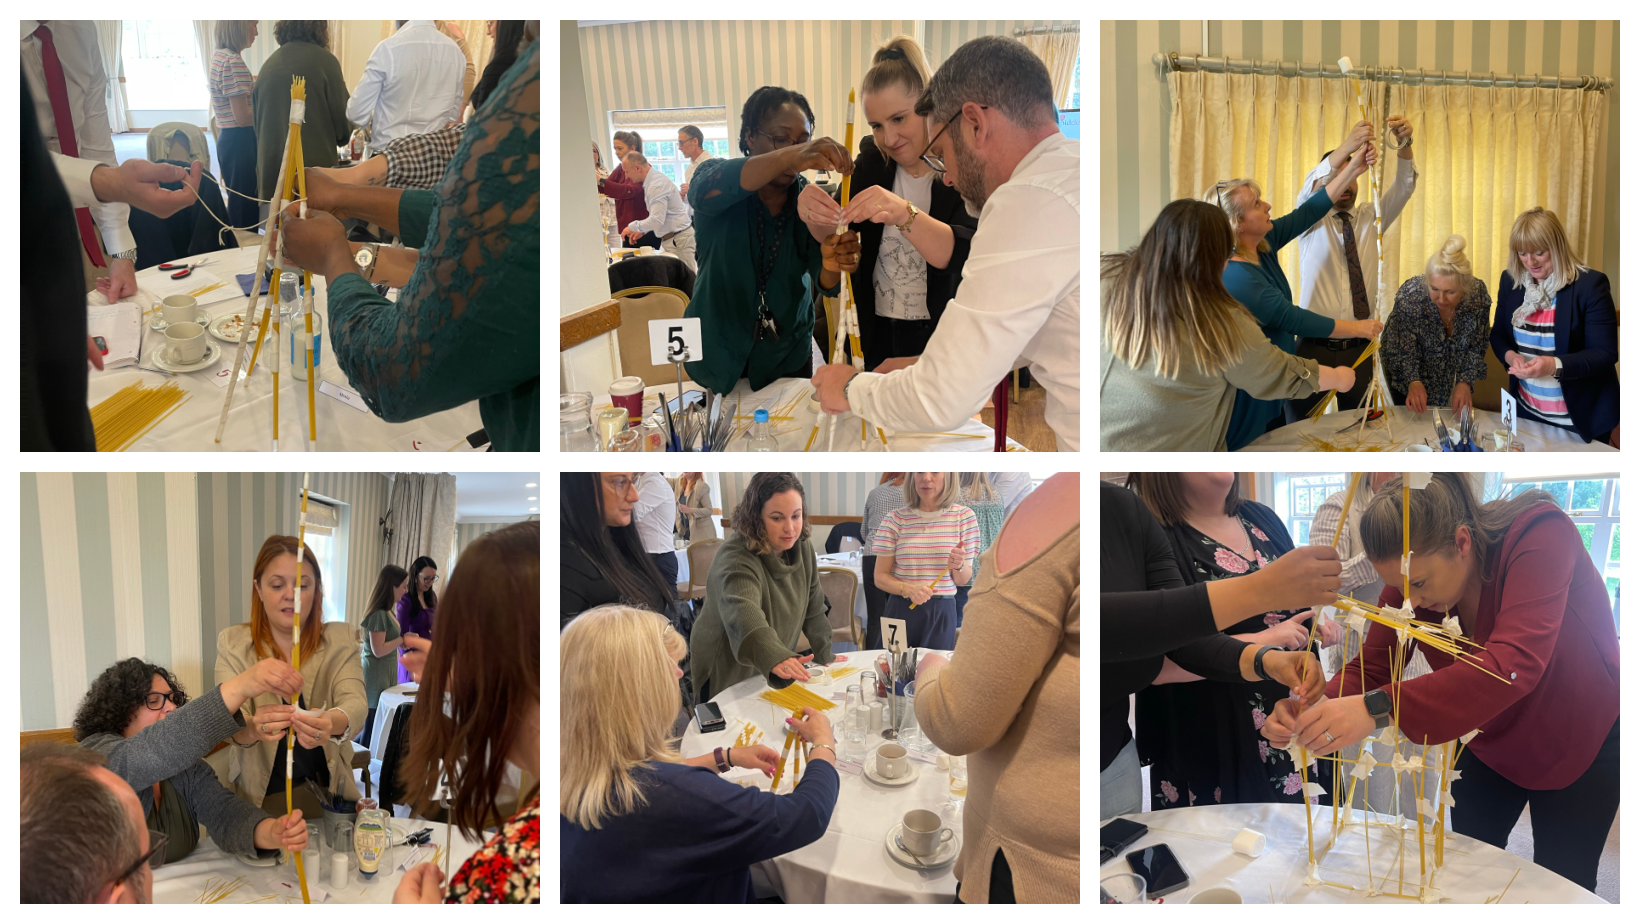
[157,258,212,279]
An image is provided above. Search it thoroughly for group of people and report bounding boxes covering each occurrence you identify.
[1101,473,1619,892]
[1100,117,1619,451]
[21,20,541,451]
[596,125,716,270]
[21,521,541,903]
[560,471,1079,902]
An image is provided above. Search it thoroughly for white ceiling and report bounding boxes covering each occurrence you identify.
[450,472,541,520]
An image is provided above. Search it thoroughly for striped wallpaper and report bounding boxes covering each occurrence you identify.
[717,472,882,523]
[1100,20,1621,299]
[576,20,1076,149]
[454,519,537,564]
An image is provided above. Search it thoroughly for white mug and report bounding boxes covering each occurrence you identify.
[159,294,204,327]
[900,809,955,857]
[1189,886,1243,903]
[876,743,908,779]
[165,321,207,365]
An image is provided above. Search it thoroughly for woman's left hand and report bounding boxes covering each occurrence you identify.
[732,744,781,777]
[841,185,912,228]
[945,545,967,572]
[822,231,861,274]
[1259,650,1326,708]
[275,206,353,279]
[1507,355,1557,379]
[289,708,331,749]
[1450,382,1474,414]
[392,863,446,903]
[400,633,431,683]
[1291,694,1376,756]
[254,810,307,852]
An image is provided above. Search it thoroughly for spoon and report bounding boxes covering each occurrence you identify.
[895,832,930,868]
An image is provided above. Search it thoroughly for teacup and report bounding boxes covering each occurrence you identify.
[165,321,207,365]
[876,743,908,779]
[1189,886,1243,903]
[158,294,205,327]
[900,809,954,857]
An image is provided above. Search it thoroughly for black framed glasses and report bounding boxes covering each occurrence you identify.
[108,830,169,891]
[751,127,805,149]
[143,690,185,711]
[918,105,988,175]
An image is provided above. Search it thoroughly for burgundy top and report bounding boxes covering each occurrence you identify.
[599,166,647,232]
[1329,502,1619,790]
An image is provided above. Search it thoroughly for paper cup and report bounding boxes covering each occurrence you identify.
[610,376,645,423]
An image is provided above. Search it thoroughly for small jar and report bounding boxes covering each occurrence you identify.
[596,407,629,450]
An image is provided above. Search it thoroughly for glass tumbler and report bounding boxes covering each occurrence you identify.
[947,755,968,808]
[560,393,598,451]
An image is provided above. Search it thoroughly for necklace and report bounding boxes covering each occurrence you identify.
[752,203,792,342]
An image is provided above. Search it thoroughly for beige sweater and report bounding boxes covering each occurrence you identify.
[916,521,1080,903]
[213,622,369,803]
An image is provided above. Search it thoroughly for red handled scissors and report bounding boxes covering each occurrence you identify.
[157,258,213,279]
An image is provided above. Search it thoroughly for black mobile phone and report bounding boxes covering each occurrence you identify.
[1127,844,1191,897]
[1099,817,1148,864]
[693,701,726,733]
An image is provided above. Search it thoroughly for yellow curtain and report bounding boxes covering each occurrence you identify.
[1168,70,1608,304]
[1020,32,1080,108]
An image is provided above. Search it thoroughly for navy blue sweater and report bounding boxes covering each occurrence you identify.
[561,758,839,902]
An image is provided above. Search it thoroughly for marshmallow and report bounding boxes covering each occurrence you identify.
[1232,828,1266,858]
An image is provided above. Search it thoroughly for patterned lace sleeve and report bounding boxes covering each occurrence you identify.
[326,40,540,424]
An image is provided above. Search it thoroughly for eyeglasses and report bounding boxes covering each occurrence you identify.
[108,830,169,892]
[603,475,635,494]
[143,690,185,711]
[751,127,805,149]
[918,105,988,175]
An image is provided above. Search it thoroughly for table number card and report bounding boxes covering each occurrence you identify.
[881,618,908,654]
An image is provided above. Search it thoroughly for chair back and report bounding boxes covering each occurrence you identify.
[612,286,691,387]
[817,566,861,648]
[146,122,210,165]
[823,520,863,554]
[837,535,863,553]
[684,538,724,601]
[20,728,78,750]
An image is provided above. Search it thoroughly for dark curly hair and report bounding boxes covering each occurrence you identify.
[728,472,811,558]
[274,20,329,49]
[72,659,188,741]
[738,86,816,156]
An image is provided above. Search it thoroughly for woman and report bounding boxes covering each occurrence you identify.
[599,131,658,249]
[275,33,539,451]
[359,564,408,747]
[1382,235,1493,413]
[252,22,350,203]
[871,472,979,650]
[214,535,368,822]
[594,141,619,247]
[954,473,1007,625]
[690,472,834,703]
[561,605,838,902]
[560,472,684,630]
[676,472,717,541]
[1264,474,1620,892]
[860,473,907,649]
[396,556,438,684]
[1100,199,1356,451]
[393,521,539,902]
[207,21,259,229]
[74,656,308,864]
[1489,207,1619,444]
[1126,472,1341,811]
[683,86,860,393]
[1210,145,1385,448]
[796,36,977,373]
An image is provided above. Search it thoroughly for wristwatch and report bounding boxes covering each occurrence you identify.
[895,201,920,234]
[1363,688,1394,729]
[111,247,138,263]
[354,242,380,281]
[1252,645,1280,682]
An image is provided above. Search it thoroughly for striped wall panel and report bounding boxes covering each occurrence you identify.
[455,520,538,564]
[923,21,1080,74]
[1101,20,1620,299]
[716,472,882,523]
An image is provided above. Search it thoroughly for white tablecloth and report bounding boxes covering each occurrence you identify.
[594,378,1020,452]
[151,815,485,904]
[89,244,483,451]
[1103,803,1603,903]
[1242,407,1615,452]
[367,684,419,762]
[681,651,960,903]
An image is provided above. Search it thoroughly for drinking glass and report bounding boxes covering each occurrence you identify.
[560,393,598,451]
[1101,873,1148,904]
[947,755,968,809]
[608,429,642,452]
[897,680,923,748]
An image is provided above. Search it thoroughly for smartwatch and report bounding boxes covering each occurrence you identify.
[1251,645,1280,682]
[1363,688,1394,729]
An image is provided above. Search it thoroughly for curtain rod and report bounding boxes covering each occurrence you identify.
[1157,52,1610,91]
[1015,25,1078,36]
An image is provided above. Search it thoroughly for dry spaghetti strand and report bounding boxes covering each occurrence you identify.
[91,381,190,451]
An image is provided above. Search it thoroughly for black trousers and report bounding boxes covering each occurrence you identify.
[861,555,888,649]
[1450,716,1619,892]
[218,126,260,230]
[954,849,1016,903]
[650,551,679,599]
[357,706,377,748]
[1287,337,1371,422]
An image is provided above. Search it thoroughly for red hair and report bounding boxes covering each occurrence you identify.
[248,535,326,666]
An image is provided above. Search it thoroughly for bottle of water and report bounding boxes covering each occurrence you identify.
[746,408,778,452]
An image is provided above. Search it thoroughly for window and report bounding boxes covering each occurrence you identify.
[610,107,729,190]
[301,499,344,623]
[1271,472,1349,546]
[121,21,206,111]
[1505,477,1621,631]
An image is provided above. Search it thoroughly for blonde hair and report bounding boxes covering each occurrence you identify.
[559,605,686,830]
[959,473,999,504]
[1204,179,1270,254]
[1424,234,1474,283]
[862,35,930,97]
[215,20,254,51]
[1506,208,1587,291]
[903,473,962,510]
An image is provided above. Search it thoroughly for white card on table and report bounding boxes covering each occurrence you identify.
[1499,391,1518,437]
[318,380,371,414]
[881,618,908,654]
[834,758,863,776]
[648,317,703,365]
[210,365,233,388]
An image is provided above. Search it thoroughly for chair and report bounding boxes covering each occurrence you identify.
[612,285,691,387]
[683,538,724,602]
[837,535,863,553]
[609,253,694,298]
[823,520,863,554]
[20,728,78,750]
[817,566,861,649]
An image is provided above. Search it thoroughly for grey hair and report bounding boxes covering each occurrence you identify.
[678,125,704,144]
[622,151,650,167]
[1203,178,1271,254]
[21,743,140,903]
[919,36,1057,128]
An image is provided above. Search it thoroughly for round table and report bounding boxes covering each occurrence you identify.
[1242,407,1615,452]
[151,814,485,904]
[90,244,483,451]
[1103,804,1604,903]
[367,684,418,763]
[680,651,961,903]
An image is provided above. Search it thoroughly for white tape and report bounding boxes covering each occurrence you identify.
[289,99,306,124]
[1401,551,1412,576]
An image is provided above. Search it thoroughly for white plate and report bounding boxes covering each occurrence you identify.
[150,341,222,372]
[863,751,920,787]
[209,309,269,344]
[884,822,960,870]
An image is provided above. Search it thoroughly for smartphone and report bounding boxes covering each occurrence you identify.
[667,390,704,415]
[1099,817,1149,864]
[1127,844,1191,898]
[693,701,726,733]
[92,335,108,355]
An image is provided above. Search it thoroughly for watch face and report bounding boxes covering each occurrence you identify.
[356,249,371,266]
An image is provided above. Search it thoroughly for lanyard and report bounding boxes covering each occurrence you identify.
[753,202,791,341]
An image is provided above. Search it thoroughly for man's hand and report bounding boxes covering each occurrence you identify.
[90,159,202,218]
[1340,120,1373,156]
[873,356,919,373]
[810,363,858,414]
[96,259,139,301]
[680,181,690,197]
[1406,381,1428,413]
[622,227,642,244]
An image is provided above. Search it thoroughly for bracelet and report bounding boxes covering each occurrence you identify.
[809,744,837,760]
[714,746,730,773]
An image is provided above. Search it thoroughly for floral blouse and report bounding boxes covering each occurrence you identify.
[1381,274,1493,405]
[446,796,540,903]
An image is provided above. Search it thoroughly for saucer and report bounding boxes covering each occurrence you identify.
[151,341,221,372]
[209,310,267,344]
[863,753,920,787]
[884,822,959,870]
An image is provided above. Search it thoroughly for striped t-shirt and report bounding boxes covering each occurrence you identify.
[1511,297,1573,429]
[208,50,254,128]
[872,505,980,596]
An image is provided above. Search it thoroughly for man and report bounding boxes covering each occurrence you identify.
[1289,116,1418,420]
[347,20,466,146]
[633,472,681,596]
[22,20,141,300]
[21,743,155,902]
[811,36,1080,450]
[678,124,717,199]
[621,151,696,272]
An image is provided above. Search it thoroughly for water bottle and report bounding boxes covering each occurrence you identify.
[746,409,778,452]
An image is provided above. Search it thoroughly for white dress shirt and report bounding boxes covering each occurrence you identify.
[684,149,716,184]
[21,20,133,257]
[989,472,1036,517]
[1294,155,1418,321]
[627,169,692,238]
[346,20,466,145]
[849,133,1081,450]
[633,473,678,555]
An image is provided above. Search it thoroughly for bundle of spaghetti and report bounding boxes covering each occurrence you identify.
[734,721,763,748]
[196,875,247,903]
[758,683,835,714]
[827,665,861,682]
[1333,593,1510,683]
[1296,434,1394,453]
[92,381,191,451]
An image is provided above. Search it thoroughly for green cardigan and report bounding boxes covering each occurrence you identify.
[690,534,833,702]
[251,40,350,199]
